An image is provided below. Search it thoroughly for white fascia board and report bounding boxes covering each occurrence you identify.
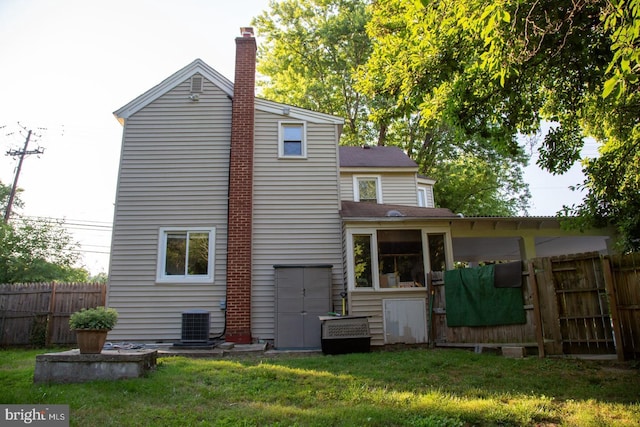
[255,98,344,125]
[113,58,234,125]
[417,176,436,185]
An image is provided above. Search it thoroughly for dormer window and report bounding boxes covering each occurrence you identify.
[417,176,435,207]
[418,186,434,207]
[278,122,307,158]
[354,175,382,203]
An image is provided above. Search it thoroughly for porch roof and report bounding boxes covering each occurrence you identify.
[340,201,458,219]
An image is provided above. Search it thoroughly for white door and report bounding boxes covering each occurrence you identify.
[383,298,427,344]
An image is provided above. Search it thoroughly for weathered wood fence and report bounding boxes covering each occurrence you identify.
[432,252,640,360]
[0,283,106,346]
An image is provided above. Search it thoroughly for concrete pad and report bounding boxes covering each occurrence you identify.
[502,346,526,358]
[34,349,157,384]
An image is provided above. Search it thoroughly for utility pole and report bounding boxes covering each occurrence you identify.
[4,128,45,222]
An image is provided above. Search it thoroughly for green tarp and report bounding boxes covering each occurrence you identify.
[444,265,526,327]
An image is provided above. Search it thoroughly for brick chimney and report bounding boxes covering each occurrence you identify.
[225,27,256,344]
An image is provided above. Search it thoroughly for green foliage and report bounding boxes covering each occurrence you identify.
[0,182,89,283]
[89,272,108,284]
[0,181,23,219]
[432,153,530,216]
[602,0,640,98]
[68,306,118,330]
[537,123,585,175]
[253,0,375,145]
[363,0,640,249]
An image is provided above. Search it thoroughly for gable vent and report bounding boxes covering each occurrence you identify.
[190,75,203,93]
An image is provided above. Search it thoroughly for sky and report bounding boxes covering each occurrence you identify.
[0,0,598,275]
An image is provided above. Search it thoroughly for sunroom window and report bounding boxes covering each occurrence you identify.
[353,234,373,288]
[377,230,424,288]
[348,228,452,290]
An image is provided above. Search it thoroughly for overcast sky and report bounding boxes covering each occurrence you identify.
[0,0,595,275]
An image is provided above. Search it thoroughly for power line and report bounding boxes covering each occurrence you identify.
[19,215,113,231]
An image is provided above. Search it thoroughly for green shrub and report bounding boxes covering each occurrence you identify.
[69,306,118,330]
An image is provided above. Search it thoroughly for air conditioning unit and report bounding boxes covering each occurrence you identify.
[320,316,371,355]
[181,309,210,343]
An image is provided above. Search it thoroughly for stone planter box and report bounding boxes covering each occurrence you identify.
[34,349,157,384]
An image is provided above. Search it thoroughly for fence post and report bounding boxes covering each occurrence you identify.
[527,261,545,358]
[101,282,107,306]
[601,256,625,362]
[45,282,57,347]
[537,257,564,355]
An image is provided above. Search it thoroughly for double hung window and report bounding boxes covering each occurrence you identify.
[279,122,306,158]
[354,176,382,203]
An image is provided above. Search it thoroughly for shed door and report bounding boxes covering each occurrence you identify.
[274,265,332,349]
[383,298,427,344]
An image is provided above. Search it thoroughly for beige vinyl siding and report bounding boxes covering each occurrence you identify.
[340,173,354,201]
[107,77,231,342]
[340,172,420,206]
[252,110,344,341]
[349,289,430,346]
[382,173,421,205]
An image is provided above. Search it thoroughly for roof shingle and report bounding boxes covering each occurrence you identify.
[340,201,457,219]
[339,146,417,168]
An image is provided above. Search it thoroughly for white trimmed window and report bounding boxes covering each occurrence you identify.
[417,186,434,207]
[278,122,307,158]
[417,177,435,207]
[157,227,215,283]
[354,175,382,203]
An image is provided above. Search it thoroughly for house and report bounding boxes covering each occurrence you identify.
[107,28,614,348]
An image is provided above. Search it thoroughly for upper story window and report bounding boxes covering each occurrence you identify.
[417,177,435,207]
[354,175,382,203]
[417,186,434,207]
[156,227,215,283]
[279,122,307,158]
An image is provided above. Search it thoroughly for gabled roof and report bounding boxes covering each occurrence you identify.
[255,98,344,125]
[340,146,417,168]
[113,58,344,127]
[113,58,234,125]
[340,200,457,220]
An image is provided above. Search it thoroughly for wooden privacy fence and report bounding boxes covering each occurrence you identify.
[0,283,106,346]
[432,252,640,361]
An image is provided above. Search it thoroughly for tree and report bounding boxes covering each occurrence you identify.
[253,0,375,145]
[362,0,640,250]
[0,181,89,283]
[253,0,531,215]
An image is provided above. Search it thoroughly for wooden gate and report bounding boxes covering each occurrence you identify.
[605,253,640,360]
[537,253,616,355]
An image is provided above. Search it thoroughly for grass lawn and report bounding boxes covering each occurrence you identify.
[1,347,639,426]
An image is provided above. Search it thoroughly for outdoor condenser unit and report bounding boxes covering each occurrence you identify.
[320,316,371,354]
[181,309,210,343]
